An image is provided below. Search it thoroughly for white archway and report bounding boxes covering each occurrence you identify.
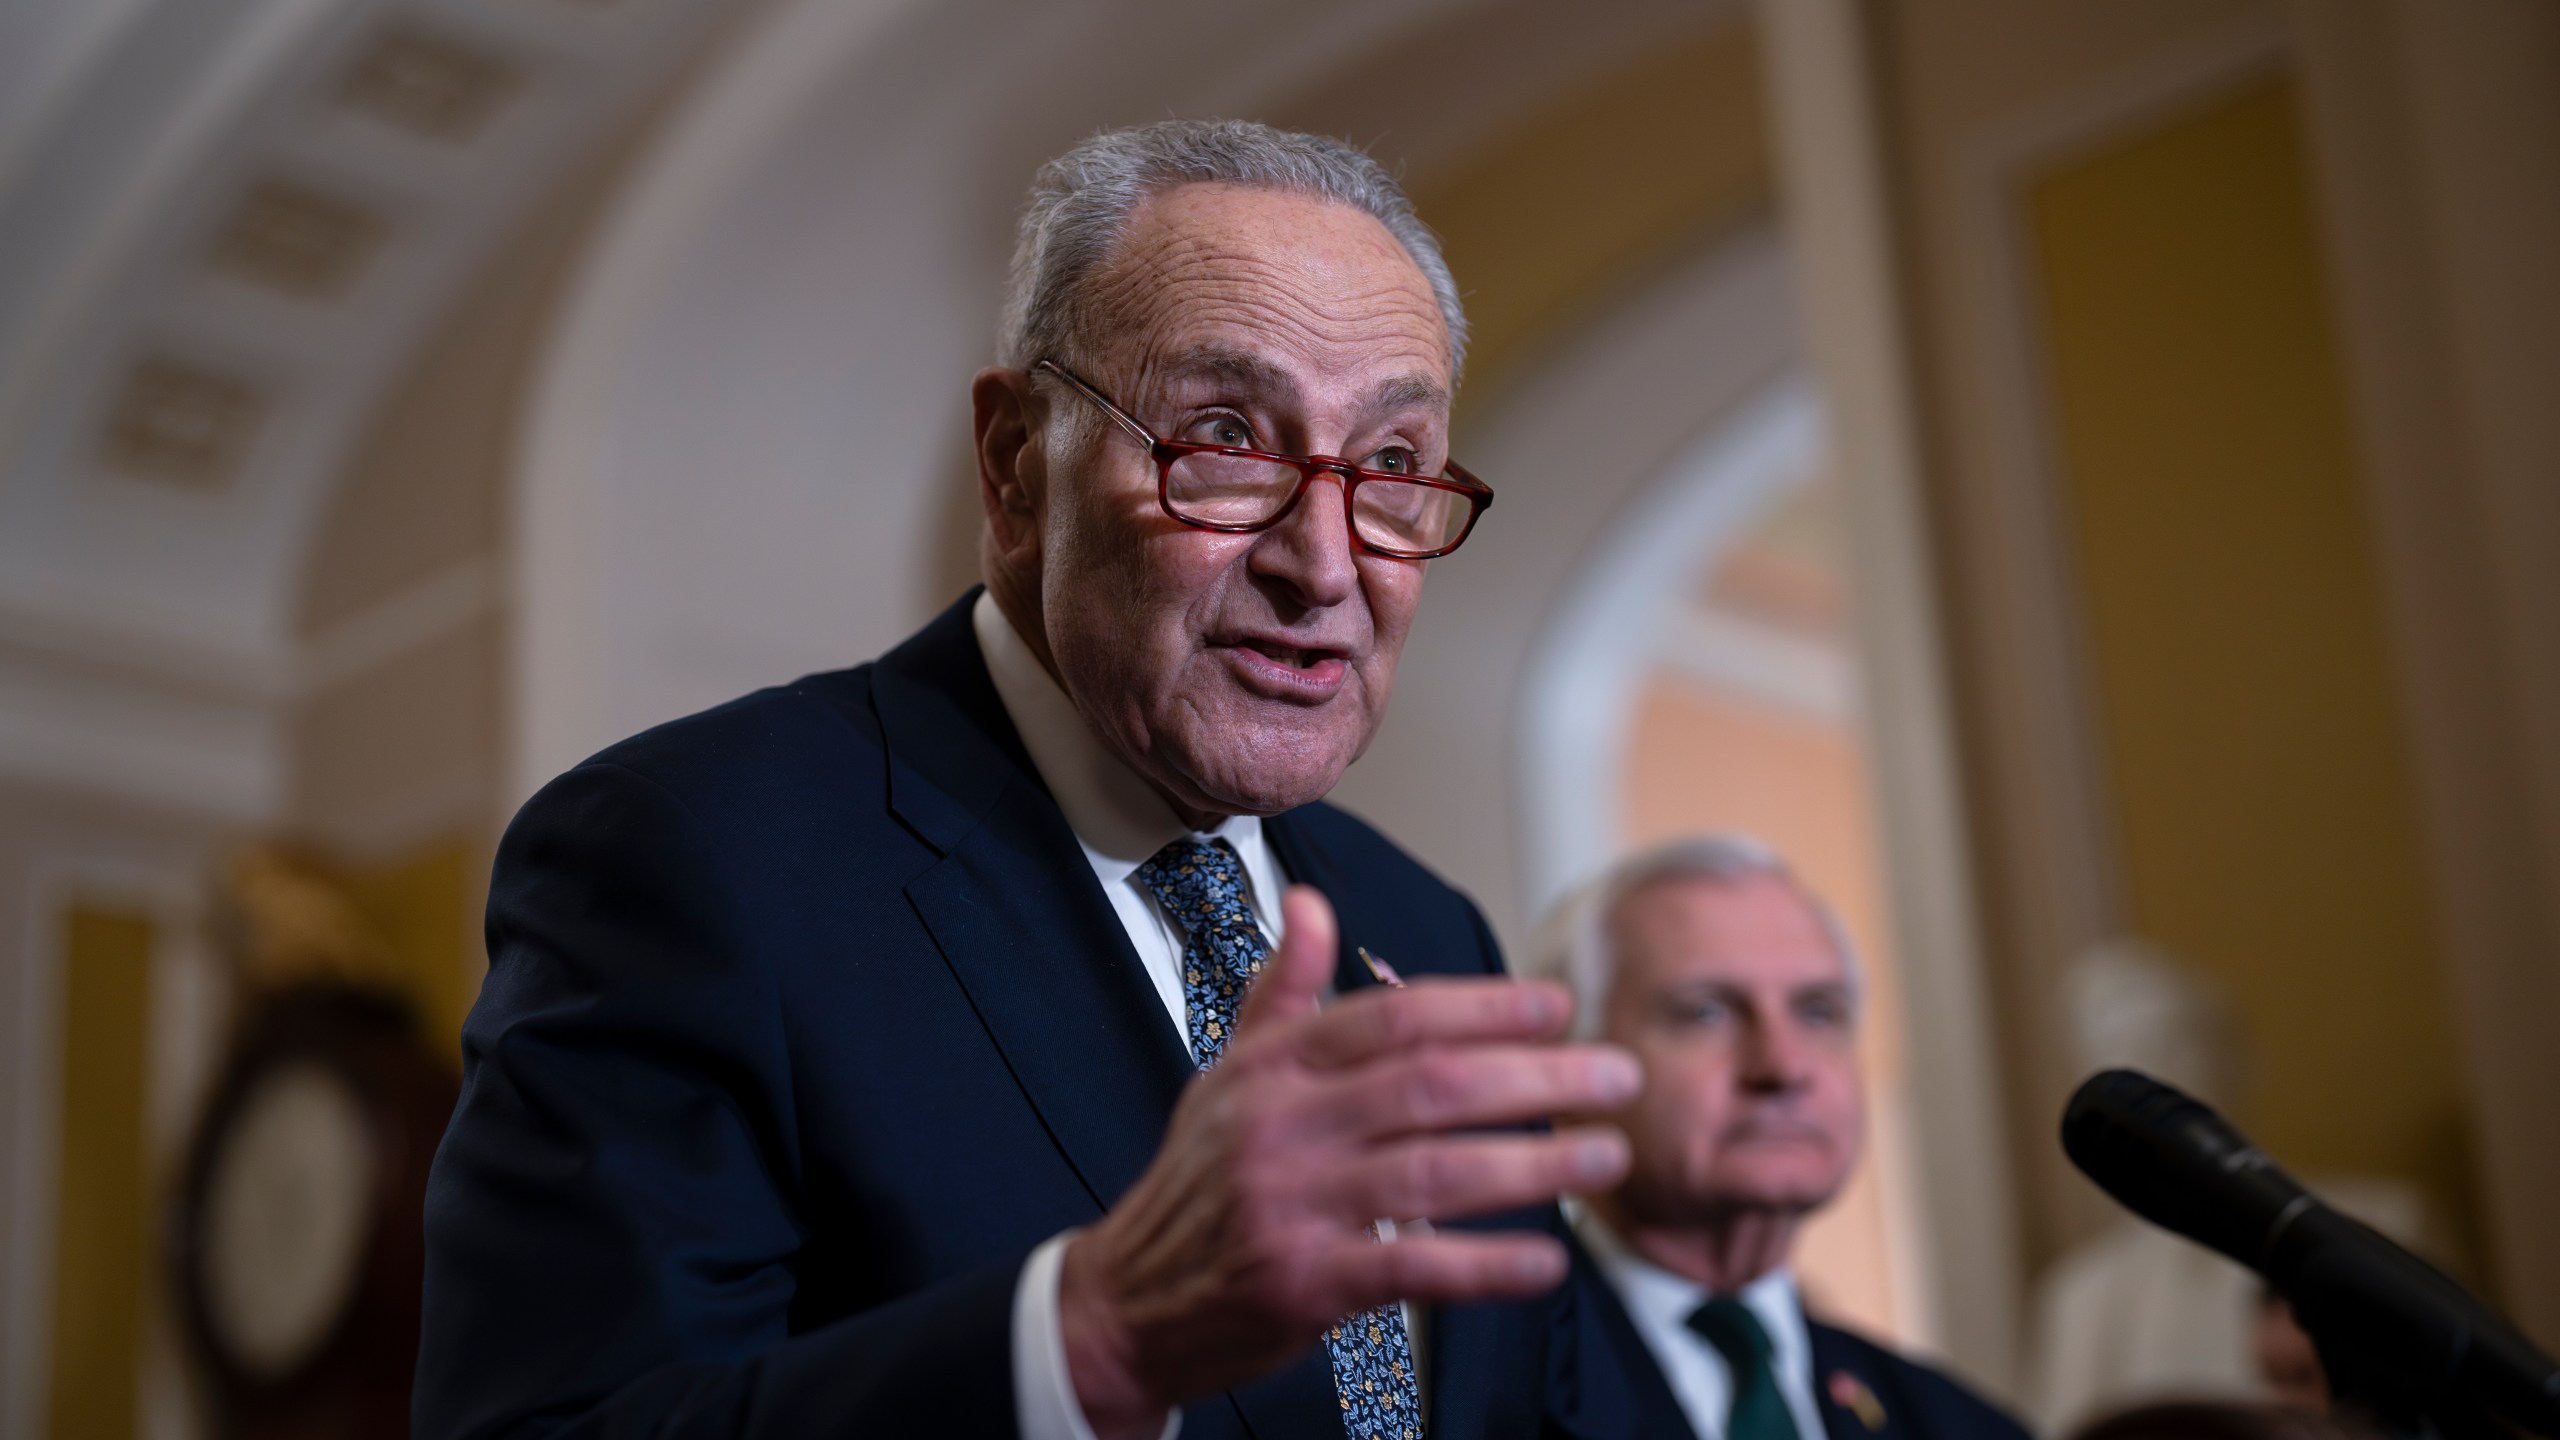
[1513,378,1822,919]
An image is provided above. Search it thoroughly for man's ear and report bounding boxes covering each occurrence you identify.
[972,366,1045,572]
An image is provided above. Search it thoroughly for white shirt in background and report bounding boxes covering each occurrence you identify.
[1566,1198,1828,1440]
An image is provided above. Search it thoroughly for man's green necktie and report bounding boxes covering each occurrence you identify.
[1688,1296,1802,1440]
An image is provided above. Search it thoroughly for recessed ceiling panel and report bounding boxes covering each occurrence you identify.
[333,24,523,145]
[98,355,271,491]
[206,178,390,302]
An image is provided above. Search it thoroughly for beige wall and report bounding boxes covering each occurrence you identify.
[2031,72,2469,1247]
[1874,0,2286,1272]
[2283,0,2560,1341]
[1862,0,2560,1341]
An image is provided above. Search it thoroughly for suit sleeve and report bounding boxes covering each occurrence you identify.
[415,761,1021,1440]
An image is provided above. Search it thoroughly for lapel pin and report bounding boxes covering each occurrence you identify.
[1356,946,1405,988]
[1829,1370,1887,1432]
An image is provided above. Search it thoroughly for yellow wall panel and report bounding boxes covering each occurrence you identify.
[340,837,482,1053]
[47,904,154,1440]
[2029,77,2466,1205]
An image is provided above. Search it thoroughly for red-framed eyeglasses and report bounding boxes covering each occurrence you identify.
[1033,359,1494,560]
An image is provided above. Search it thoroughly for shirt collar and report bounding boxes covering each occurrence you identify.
[1564,1198,1810,1388]
[970,590,1267,886]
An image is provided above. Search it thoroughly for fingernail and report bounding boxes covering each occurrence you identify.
[1514,1245,1564,1284]
[1592,1048,1641,1101]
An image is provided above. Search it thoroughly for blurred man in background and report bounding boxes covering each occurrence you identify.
[1533,836,2028,1440]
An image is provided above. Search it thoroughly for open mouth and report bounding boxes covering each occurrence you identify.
[1241,638,1337,670]
[1216,635,1352,698]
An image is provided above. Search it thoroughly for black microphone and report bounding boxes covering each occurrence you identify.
[2063,1068,2560,1437]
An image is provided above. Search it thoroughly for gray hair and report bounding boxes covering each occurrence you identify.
[996,118,1469,381]
[1523,834,1865,1041]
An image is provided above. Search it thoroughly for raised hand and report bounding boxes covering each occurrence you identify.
[1058,885,1639,1437]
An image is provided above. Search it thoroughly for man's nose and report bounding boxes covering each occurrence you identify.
[1737,1017,1812,1093]
[1247,468,1361,608]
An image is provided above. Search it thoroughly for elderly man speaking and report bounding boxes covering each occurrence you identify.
[415,121,1641,1440]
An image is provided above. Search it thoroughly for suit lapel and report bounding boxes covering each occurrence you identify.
[875,597,1194,1213]
[1808,1321,1902,1440]
[873,602,1344,1440]
[1550,1229,1703,1440]
[1262,810,1396,999]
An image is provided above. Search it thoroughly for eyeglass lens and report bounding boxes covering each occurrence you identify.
[1166,452,1473,554]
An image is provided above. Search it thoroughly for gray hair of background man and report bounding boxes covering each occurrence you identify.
[1524,834,1866,1042]
[996,117,1470,381]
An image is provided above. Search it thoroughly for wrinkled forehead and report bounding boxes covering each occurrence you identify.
[1072,183,1454,400]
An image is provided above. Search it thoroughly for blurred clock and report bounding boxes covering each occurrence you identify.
[174,983,456,1438]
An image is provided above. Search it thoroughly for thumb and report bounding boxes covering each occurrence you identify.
[1235,884,1336,1033]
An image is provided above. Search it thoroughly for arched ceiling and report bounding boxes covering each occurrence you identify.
[0,0,1742,821]
[0,0,748,816]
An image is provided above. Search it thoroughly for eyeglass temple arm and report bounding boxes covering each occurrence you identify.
[1443,459,1493,505]
[1033,360,1160,452]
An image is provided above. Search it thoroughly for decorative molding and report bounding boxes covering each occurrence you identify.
[0,553,503,823]
[1655,603,1854,722]
[1516,377,1824,915]
[1946,15,2287,958]
[96,353,272,491]
[0,650,284,826]
[2,852,209,1440]
[1934,9,2293,1270]
[331,21,526,146]
[0,0,740,673]
[1755,0,2017,1376]
[204,175,390,303]
[2281,0,2560,1340]
[297,554,503,697]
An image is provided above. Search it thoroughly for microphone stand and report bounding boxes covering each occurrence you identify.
[2058,1071,2560,1439]
[2303,1303,2531,1440]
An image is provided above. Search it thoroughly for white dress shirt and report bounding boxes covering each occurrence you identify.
[980,592,1363,1440]
[972,592,1288,1014]
[1565,1199,1828,1440]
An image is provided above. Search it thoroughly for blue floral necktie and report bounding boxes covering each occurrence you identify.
[1136,837,1424,1440]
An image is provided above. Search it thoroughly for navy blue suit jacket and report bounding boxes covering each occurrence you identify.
[415,591,1555,1439]
[1547,1234,2029,1440]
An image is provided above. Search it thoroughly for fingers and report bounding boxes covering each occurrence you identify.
[1294,976,1577,1069]
[1233,885,1336,1035]
[1303,1043,1641,1140]
[1325,1125,1631,1224]
[1316,1230,1572,1314]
